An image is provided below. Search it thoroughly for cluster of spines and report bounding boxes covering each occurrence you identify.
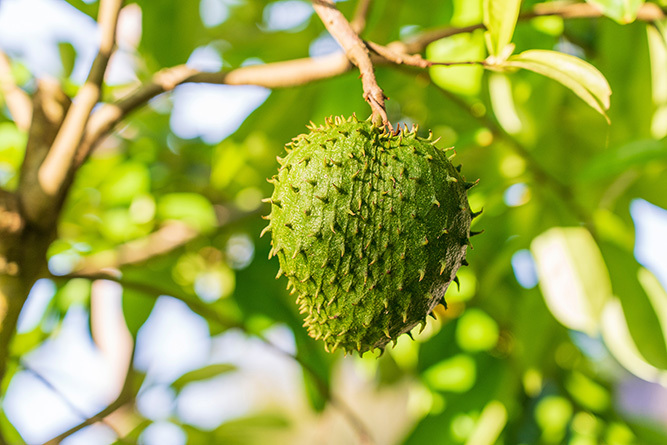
[262,116,482,354]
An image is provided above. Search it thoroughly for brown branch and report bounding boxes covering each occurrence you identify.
[77,1,666,164]
[74,221,199,275]
[350,0,373,34]
[17,79,71,226]
[366,40,486,68]
[0,190,23,240]
[76,53,353,165]
[73,206,261,274]
[36,0,123,198]
[40,349,137,445]
[0,50,32,131]
[312,0,389,127]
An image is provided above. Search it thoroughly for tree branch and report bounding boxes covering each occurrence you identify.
[312,0,389,127]
[36,0,123,198]
[18,79,71,226]
[0,50,32,131]
[77,2,666,165]
[20,361,123,438]
[400,2,665,54]
[0,190,23,242]
[76,53,353,165]
[73,206,261,274]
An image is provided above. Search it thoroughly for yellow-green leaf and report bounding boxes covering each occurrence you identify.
[505,50,611,121]
[585,0,646,24]
[171,363,236,392]
[483,0,522,58]
[531,227,612,335]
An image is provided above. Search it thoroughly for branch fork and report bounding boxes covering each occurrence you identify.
[312,0,390,128]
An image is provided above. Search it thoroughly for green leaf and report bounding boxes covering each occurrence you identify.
[601,298,667,384]
[585,0,646,24]
[0,409,25,445]
[600,243,667,370]
[171,363,236,392]
[111,419,151,444]
[578,139,667,181]
[122,288,156,338]
[157,193,218,233]
[423,354,477,392]
[483,0,522,58]
[57,42,76,79]
[427,32,486,96]
[135,0,206,68]
[99,162,151,207]
[505,50,612,121]
[531,227,612,335]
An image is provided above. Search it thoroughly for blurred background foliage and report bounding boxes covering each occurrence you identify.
[1,0,667,444]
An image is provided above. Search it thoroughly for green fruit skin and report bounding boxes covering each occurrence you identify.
[264,116,474,354]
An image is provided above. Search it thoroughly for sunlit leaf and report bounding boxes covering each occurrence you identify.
[505,50,612,121]
[423,354,476,392]
[531,227,612,335]
[585,0,646,24]
[535,396,573,438]
[171,363,236,392]
[427,32,486,96]
[122,288,156,338]
[157,193,218,233]
[57,42,76,79]
[489,72,522,134]
[455,308,499,352]
[111,419,151,444]
[578,139,667,181]
[0,409,24,445]
[483,0,521,58]
[601,243,667,369]
[601,299,667,384]
[565,372,610,413]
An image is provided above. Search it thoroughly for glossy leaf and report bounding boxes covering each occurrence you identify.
[122,287,156,338]
[156,193,218,233]
[578,139,667,181]
[171,364,237,392]
[531,227,612,335]
[600,243,667,370]
[483,0,521,58]
[601,299,667,384]
[505,50,612,120]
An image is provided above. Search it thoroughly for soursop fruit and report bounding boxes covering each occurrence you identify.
[262,115,479,354]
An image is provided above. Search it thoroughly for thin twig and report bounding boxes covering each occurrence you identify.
[77,2,667,162]
[76,53,353,165]
[37,0,123,197]
[312,0,389,128]
[366,40,487,68]
[400,2,665,54]
[40,348,137,445]
[73,206,261,274]
[19,361,123,438]
[0,50,32,131]
[350,0,373,34]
